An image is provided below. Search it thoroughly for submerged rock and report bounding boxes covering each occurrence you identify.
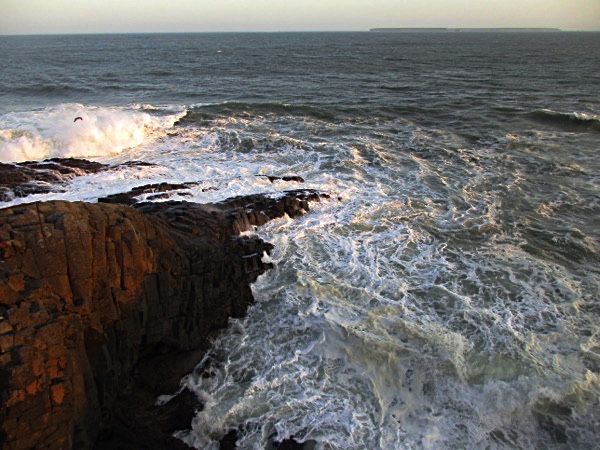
[98,181,204,206]
[258,174,305,183]
[0,189,327,449]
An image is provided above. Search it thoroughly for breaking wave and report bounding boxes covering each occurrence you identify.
[528,109,600,132]
[0,103,185,163]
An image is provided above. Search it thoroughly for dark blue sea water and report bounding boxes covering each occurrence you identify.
[1,32,600,449]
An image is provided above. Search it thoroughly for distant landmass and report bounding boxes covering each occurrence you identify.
[370,28,561,33]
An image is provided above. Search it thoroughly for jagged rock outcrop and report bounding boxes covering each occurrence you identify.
[0,189,327,449]
[0,158,155,202]
[257,175,305,184]
[97,182,209,206]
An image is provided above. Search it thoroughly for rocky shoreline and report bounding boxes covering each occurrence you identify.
[0,159,327,449]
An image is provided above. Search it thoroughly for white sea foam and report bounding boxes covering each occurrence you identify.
[166,119,599,448]
[1,107,598,448]
[0,103,186,163]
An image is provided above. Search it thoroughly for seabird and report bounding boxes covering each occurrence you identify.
[74,117,83,122]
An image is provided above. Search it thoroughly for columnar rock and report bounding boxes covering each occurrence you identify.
[0,190,325,449]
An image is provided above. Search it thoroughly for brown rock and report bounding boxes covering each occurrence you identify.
[50,383,66,405]
[0,189,327,449]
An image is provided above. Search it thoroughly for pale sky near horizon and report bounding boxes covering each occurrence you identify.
[1,0,599,35]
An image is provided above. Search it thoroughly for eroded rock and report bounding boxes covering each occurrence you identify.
[0,158,156,202]
[0,189,327,449]
[98,182,206,206]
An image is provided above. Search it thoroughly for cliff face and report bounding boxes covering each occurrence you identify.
[0,190,325,449]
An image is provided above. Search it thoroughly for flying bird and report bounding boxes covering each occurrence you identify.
[73,117,83,122]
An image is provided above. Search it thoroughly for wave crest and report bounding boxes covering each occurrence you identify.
[0,103,185,163]
[528,109,600,132]
[177,101,336,125]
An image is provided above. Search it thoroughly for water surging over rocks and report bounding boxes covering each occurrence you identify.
[0,179,327,449]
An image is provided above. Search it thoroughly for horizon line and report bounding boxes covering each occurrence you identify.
[2,27,600,37]
[370,27,563,32]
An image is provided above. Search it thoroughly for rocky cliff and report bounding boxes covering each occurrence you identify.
[0,189,326,449]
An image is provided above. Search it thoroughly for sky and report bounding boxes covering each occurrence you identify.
[1,0,599,35]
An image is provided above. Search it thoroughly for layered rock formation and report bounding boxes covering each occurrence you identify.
[0,189,326,449]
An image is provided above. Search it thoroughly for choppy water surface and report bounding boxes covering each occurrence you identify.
[1,32,599,448]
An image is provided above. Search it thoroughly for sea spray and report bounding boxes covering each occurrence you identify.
[0,103,185,162]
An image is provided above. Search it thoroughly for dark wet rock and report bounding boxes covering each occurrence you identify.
[94,387,201,450]
[0,158,107,200]
[133,189,328,236]
[0,158,158,202]
[269,438,318,450]
[219,428,317,450]
[114,160,156,169]
[98,182,203,206]
[219,429,240,450]
[0,189,327,449]
[159,387,203,433]
[258,175,305,183]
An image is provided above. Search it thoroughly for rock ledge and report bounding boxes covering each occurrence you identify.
[0,189,326,449]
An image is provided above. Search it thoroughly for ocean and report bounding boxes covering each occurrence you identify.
[1,32,599,449]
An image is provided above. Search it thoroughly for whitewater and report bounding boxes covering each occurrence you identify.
[1,32,599,449]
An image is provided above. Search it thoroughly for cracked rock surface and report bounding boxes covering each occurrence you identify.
[0,189,327,449]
